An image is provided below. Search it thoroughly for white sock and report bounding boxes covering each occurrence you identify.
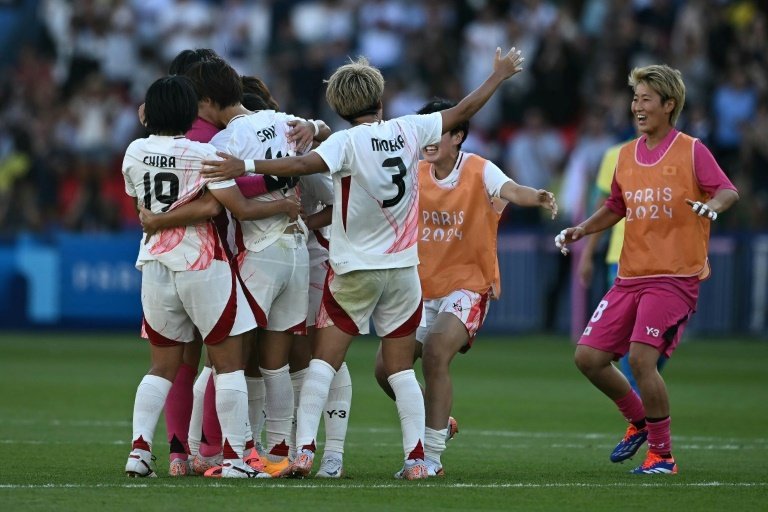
[388,369,425,461]
[289,368,308,460]
[296,359,335,450]
[260,364,294,459]
[323,362,351,456]
[214,370,248,461]
[425,427,447,465]
[187,366,212,457]
[131,374,172,450]
[245,376,265,448]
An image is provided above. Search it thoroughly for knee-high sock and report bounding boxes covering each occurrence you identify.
[388,369,425,461]
[260,364,294,458]
[289,368,308,460]
[647,416,672,455]
[323,362,351,456]
[199,371,222,457]
[131,375,172,451]
[246,376,266,449]
[424,427,447,465]
[164,363,196,458]
[295,359,335,451]
[187,366,211,457]
[214,370,248,461]
[614,389,646,424]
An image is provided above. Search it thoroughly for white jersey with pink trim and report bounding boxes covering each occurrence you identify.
[211,110,308,253]
[313,112,442,274]
[300,173,334,267]
[122,135,236,271]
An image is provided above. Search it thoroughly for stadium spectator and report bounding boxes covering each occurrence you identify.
[556,64,739,475]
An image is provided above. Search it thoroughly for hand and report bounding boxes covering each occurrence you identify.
[554,226,586,256]
[686,198,717,221]
[138,205,159,244]
[538,189,558,220]
[280,196,301,222]
[202,152,246,180]
[493,47,524,80]
[286,120,315,154]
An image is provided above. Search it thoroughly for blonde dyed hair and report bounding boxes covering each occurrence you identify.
[629,64,686,125]
[325,57,384,119]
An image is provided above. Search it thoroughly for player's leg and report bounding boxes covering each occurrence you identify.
[574,286,648,463]
[241,330,265,471]
[127,342,185,477]
[627,289,690,475]
[421,313,469,475]
[289,333,311,461]
[164,336,202,476]
[374,266,428,480]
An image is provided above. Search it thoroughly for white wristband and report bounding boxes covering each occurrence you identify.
[244,159,255,173]
[309,119,320,137]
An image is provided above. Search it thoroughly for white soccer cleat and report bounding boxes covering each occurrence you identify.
[168,456,191,476]
[125,448,157,478]
[191,453,223,475]
[315,456,344,478]
[394,459,429,480]
[219,459,272,478]
[424,458,445,477]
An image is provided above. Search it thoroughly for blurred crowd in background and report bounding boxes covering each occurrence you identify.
[0,0,766,237]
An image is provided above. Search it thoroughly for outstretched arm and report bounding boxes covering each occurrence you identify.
[441,47,524,133]
[555,206,623,255]
[499,181,557,219]
[203,151,328,179]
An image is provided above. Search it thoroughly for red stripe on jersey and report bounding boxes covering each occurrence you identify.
[204,268,238,345]
[234,219,246,257]
[213,211,233,261]
[314,229,330,250]
[143,317,185,346]
[341,176,351,231]
[235,265,268,328]
[321,270,359,336]
[384,297,423,338]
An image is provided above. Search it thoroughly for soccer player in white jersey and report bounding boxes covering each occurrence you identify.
[122,75,296,479]
[202,47,525,479]
[147,59,331,477]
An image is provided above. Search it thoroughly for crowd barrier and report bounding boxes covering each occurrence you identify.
[0,231,765,338]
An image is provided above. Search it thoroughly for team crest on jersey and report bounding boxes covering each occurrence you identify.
[662,166,677,175]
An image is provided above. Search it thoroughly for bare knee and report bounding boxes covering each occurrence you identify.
[574,347,607,378]
[422,342,451,379]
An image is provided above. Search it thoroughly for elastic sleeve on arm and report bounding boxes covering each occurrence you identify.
[235,175,268,198]
[604,176,626,217]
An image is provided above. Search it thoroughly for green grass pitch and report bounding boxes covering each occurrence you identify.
[1,332,766,511]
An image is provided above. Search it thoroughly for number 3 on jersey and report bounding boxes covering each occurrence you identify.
[381,156,406,208]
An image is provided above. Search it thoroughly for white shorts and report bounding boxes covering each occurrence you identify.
[140,260,257,346]
[307,260,330,328]
[237,234,309,333]
[416,289,491,353]
[317,266,422,337]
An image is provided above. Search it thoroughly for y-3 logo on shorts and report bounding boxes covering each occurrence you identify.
[646,326,660,338]
[453,301,463,313]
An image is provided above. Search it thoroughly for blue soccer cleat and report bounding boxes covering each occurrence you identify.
[631,451,678,474]
[610,424,648,462]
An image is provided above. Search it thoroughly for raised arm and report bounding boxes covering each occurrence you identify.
[441,47,524,133]
[499,181,557,219]
[207,186,301,222]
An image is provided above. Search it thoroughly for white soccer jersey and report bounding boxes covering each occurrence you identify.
[313,112,442,274]
[210,110,308,253]
[122,135,236,271]
[300,173,334,267]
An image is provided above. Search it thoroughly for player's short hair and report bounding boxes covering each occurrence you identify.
[168,48,221,76]
[241,75,279,111]
[143,76,198,135]
[628,64,686,125]
[325,56,384,122]
[186,59,243,109]
[418,98,469,150]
